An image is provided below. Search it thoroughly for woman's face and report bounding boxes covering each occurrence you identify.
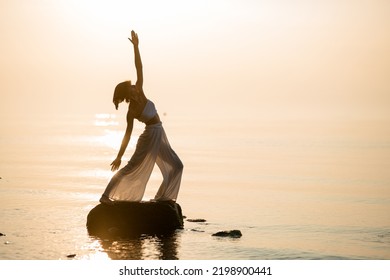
[113,81,132,109]
[113,90,129,109]
[113,97,123,110]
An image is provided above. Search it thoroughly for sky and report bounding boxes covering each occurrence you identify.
[1,0,389,121]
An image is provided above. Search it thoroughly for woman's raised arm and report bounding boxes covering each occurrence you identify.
[129,30,143,89]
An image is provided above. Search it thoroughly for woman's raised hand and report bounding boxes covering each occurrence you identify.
[128,30,139,46]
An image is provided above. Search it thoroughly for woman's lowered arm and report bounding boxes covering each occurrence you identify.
[110,116,134,171]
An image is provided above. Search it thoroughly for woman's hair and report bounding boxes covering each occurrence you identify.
[113,80,131,109]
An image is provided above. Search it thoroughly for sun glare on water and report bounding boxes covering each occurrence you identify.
[94,113,119,127]
[94,113,138,150]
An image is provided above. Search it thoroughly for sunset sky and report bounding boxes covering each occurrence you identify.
[1,0,389,121]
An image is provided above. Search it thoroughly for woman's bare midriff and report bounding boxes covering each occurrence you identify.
[145,114,161,125]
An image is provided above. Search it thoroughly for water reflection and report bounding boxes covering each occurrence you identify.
[90,231,181,260]
[94,113,118,127]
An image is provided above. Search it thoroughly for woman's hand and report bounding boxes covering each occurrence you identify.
[110,157,122,171]
[128,30,139,46]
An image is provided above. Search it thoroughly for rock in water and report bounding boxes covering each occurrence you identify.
[212,230,242,238]
[86,201,183,238]
[186,218,207,223]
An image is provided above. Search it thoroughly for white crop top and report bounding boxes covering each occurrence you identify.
[137,100,157,123]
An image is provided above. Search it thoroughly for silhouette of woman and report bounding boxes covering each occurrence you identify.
[100,30,183,204]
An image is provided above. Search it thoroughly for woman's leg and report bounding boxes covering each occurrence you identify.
[100,125,162,202]
[154,128,183,201]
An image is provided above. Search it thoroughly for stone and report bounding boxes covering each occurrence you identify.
[86,201,183,238]
[0,233,5,236]
[187,218,206,223]
[190,229,205,232]
[212,230,242,238]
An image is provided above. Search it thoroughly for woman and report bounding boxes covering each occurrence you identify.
[100,30,183,204]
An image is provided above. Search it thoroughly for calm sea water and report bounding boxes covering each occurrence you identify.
[1,113,389,260]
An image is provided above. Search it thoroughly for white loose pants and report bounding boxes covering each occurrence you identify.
[101,122,183,202]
